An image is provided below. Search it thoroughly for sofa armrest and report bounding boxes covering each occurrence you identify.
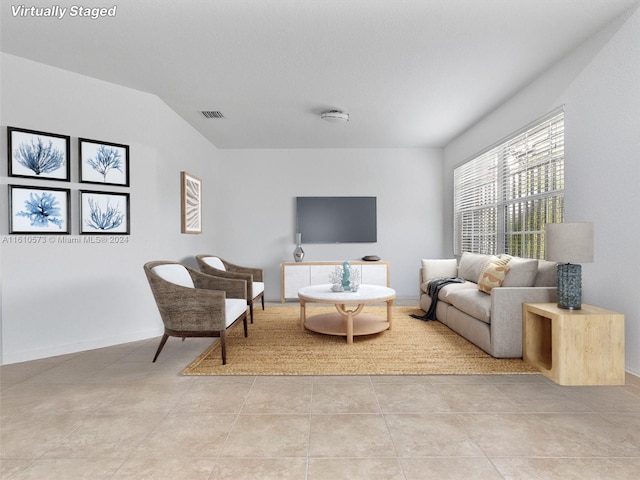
[489,286,557,358]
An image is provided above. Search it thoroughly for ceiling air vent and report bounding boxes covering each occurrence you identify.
[200,110,225,119]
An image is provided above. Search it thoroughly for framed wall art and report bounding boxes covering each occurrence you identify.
[9,185,70,234]
[79,138,130,186]
[7,127,71,181]
[181,171,202,234]
[80,190,130,235]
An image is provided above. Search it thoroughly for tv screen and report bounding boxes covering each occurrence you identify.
[296,196,377,243]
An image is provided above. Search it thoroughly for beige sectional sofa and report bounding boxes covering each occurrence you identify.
[419,252,558,358]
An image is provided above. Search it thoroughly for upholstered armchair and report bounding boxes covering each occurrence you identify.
[195,254,265,323]
[143,261,248,365]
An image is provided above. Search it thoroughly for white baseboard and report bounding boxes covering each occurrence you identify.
[1,328,162,365]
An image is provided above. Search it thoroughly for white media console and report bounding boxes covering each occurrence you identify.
[281,260,390,302]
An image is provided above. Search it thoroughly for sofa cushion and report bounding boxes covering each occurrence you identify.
[535,260,558,287]
[477,258,510,294]
[438,281,476,301]
[500,256,538,287]
[225,299,248,327]
[253,281,265,296]
[446,288,492,324]
[458,252,497,283]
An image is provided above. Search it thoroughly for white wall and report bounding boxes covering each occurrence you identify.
[210,148,443,302]
[1,53,220,363]
[443,7,640,375]
[1,54,443,364]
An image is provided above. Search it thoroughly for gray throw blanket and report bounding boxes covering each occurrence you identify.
[411,277,465,321]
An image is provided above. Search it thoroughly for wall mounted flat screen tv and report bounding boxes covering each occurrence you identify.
[296,196,377,243]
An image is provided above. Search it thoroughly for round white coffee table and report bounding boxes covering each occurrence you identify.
[298,284,396,344]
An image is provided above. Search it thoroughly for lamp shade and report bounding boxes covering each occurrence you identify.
[545,222,594,263]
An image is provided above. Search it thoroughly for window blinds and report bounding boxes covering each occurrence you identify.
[454,110,564,259]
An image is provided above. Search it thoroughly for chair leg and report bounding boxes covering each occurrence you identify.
[220,330,227,365]
[243,316,248,337]
[261,295,265,310]
[249,301,254,324]
[152,333,170,363]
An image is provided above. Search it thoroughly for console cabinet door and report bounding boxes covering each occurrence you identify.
[361,264,388,286]
[310,265,342,285]
[283,265,310,299]
[282,261,389,301]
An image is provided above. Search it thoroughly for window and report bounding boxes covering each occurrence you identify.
[454,110,564,259]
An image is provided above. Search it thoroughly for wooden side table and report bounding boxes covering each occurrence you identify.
[522,303,625,385]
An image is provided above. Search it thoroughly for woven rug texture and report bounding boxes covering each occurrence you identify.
[181,305,537,376]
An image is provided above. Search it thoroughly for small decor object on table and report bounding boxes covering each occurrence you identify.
[329,261,360,292]
[293,232,304,262]
[341,260,351,290]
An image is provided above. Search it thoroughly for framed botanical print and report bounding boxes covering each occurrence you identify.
[8,127,71,181]
[181,171,202,234]
[79,138,130,186]
[80,190,130,234]
[9,185,70,234]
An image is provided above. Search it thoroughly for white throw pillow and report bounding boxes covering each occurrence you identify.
[202,256,226,271]
[421,259,458,283]
[152,264,194,288]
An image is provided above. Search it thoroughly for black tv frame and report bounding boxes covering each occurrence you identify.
[295,196,377,244]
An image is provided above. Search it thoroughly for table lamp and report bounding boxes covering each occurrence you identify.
[545,222,594,310]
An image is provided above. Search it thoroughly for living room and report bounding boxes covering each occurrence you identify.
[2,2,640,478]
[1,0,638,380]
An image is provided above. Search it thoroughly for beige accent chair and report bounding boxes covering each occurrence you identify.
[143,261,248,365]
[196,255,265,323]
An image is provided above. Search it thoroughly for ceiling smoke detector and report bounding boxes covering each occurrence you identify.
[320,110,349,122]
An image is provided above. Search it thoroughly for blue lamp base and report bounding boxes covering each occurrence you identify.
[557,263,582,310]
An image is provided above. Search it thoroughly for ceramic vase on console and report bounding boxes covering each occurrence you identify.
[293,233,304,262]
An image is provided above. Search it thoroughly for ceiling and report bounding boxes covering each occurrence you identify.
[1,0,637,149]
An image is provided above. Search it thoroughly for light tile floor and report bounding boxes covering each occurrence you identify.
[1,332,640,479]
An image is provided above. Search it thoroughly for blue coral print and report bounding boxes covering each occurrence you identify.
[14,137,65,175]
[85,197,124,230]
[87,145,122,182]
[16,191,64,228]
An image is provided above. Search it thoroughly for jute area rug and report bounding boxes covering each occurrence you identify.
[181,305,537,376]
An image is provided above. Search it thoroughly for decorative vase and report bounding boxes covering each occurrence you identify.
[293,233,304,262]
